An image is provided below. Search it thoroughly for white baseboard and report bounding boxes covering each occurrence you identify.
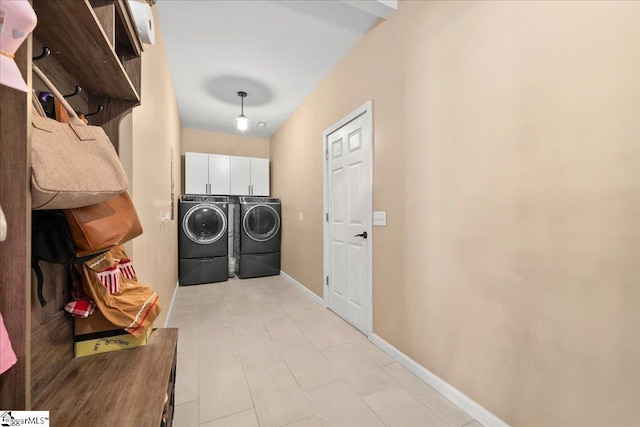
[164,281,179,328]
[370,334,510,427]
[280,271,326,307]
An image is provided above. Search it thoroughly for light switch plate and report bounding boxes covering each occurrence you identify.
[373,211,387,226]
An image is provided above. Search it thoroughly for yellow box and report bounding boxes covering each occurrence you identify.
[73,311,153,357]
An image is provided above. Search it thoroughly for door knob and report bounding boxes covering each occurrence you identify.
[354,231,368,239]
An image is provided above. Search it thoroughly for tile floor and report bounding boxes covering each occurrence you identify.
[168,275,482,427]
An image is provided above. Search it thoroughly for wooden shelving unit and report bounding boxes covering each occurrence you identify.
[0,41,30,412]
[0,1,178,424]
[32,0,139,101]
[33,328,178,427]
[31,0,141,151]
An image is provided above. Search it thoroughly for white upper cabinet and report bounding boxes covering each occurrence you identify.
[229,156,270,196]
[185,152,230,195]
[229,156,251,196]
[185,152,209,195]
[186,152,269,196]
[208,154,230,195]
[250,158,270,196]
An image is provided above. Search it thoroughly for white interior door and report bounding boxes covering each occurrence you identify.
[326,111,371,334]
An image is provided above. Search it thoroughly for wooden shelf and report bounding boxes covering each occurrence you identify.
[32,0,139,102]
[115,0,143,58]
[0,0,149,412]
[33,328,178,426]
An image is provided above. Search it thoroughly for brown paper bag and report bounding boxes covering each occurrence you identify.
[76,246,160,338]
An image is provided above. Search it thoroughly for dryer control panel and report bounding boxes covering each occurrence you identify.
[181,195,229,203]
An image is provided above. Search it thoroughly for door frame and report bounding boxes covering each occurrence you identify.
[322,100,373,337]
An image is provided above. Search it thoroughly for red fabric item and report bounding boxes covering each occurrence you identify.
[97,264,119,294]
[68,266,96,318]
[70,266,90,301]
[64,299,96,318]
[118,258,136,280]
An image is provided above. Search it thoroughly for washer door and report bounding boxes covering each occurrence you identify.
[182,204,227,244]
[243,204,280,242]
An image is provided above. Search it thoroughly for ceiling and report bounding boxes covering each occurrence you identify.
[155,1,389,138]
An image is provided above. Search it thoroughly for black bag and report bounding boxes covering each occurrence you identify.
[31,210,105,306]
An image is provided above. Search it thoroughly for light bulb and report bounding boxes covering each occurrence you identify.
[236,115,249,131]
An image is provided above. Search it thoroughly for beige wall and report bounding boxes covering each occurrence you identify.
[126,7,182,327]
[182,127,269,158]
[269,1,639,425]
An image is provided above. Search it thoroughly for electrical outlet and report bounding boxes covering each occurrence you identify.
[299,211,303,221]
[160,210,171,223]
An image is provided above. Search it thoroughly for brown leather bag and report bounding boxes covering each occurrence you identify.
[64,192,143,257]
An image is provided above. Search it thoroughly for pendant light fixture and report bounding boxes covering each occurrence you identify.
[236,91,248,131]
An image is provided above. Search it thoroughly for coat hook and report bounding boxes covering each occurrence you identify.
[33,47,51,61]
[85,105,104,118]
[63,85,82,98]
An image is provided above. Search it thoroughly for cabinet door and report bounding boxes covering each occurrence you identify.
[208,154,230,195]
[250,158,270,196]
[229,156,251,195]
[185,152,209,195]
